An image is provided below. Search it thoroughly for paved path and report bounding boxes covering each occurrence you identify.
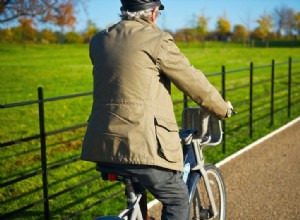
[148,118,300,219]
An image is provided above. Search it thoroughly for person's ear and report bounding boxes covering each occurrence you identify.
[151,6,159,22]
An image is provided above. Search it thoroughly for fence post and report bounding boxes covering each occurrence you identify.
[249,62,253,139]
[184,94,188,108]
[288,57,292,118]
[38,87,50,220]
[271,60,275,126]
[221,65,226,153]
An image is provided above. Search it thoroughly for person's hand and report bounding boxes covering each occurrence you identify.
[226,101,233,110]
[226,101,236,117]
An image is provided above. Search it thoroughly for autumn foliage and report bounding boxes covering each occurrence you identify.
[0,2,299,45]
[45,0,76,33]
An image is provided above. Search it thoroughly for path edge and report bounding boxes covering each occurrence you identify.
[216,116,300,168]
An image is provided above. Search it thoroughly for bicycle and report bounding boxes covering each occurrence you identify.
[96,107,230,220]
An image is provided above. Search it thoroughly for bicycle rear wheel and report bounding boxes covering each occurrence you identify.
[188,164,226,220]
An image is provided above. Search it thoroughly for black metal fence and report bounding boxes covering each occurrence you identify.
[1,58,300,219]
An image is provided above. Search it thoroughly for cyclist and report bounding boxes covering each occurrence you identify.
[81,0,233,219]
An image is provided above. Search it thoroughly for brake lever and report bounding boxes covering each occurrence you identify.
[231,109,237,115]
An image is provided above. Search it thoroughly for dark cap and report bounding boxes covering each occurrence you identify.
[121,0,164,12]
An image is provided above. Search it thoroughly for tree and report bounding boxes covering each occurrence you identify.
[255,13,273,41]
[232,24,248,43]
[17,17,37,42]
[273,6,295,37]
[83,19,99,43]
[197,15,209,41]
[65,31,82,44]
[45,0,76,34]
[294,12,300,37]
[274,5,286,37]
[241,12,253,46]
[0,0,86,31]
[173,28,198,42]
[39,29,57,43]
[273,5,296,37]
[0,0,58,23]
[0,27,13,42]
[216,14,231,41]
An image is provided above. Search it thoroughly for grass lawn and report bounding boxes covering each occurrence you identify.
[1,43,300,219]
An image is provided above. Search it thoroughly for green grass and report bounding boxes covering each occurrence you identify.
[0,44,92,103]
[1,43,300,219]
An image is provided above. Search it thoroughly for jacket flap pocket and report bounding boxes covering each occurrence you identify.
[155,116,179,132]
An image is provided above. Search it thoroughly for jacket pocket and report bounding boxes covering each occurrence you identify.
[155,117,182,163]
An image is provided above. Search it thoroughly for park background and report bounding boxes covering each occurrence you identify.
[1,0,300,219]
[1,0,300,45]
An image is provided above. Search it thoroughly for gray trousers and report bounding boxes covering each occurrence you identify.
[114,164,189,220]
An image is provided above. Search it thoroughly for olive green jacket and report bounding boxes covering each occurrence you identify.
[81,18,230,171]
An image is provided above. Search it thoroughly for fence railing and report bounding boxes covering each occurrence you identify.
[1,58,300,219]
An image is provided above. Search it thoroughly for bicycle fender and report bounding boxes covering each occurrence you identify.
[186,171,201,203]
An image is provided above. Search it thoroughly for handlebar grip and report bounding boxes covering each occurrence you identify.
[231,109,237,115]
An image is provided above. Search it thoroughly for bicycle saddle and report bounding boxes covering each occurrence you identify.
[96,163,132,181]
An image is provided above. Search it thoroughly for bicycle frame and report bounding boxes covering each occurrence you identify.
[183,139,218,218]
[118,192,143,220]
[181,107,224,218]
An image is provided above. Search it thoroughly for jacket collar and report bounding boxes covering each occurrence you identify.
[132,18,161,30]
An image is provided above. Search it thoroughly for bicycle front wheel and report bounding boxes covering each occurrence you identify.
[188,164,226,220]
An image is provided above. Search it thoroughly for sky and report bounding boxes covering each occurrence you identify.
[75,0,300,33]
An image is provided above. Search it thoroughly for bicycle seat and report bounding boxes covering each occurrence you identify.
[96,163,132,181]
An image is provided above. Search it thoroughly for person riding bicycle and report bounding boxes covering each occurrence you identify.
[81,0,233,219]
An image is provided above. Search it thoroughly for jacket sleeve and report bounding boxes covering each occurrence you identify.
[156,33,230,119]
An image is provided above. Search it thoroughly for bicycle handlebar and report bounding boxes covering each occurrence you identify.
[231,109,237,116]
[181,107,238,147]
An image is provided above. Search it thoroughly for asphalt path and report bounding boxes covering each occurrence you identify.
[148,117,300,219]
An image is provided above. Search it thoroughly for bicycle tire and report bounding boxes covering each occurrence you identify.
[188,164,226,220]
